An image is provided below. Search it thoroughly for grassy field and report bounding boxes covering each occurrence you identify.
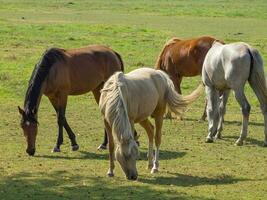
[0,0,267,199]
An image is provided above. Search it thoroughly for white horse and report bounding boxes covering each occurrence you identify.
[99,68,203,180]
[202,41,267,146]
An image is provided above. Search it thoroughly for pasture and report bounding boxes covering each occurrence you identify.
[0,0,267,199]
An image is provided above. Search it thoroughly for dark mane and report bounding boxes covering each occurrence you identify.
[23,48,66,122]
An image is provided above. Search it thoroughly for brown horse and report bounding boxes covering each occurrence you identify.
[18,45,125,156]
[155,36,224,120]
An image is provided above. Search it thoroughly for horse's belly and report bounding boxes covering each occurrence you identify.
[130,99,158,123]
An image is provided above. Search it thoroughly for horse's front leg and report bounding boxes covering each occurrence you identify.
[165,74,182,119]
[104,120,115,177]
[205,86,220,143]
[63,118,79,151]
[53,107,64,152]
[49,97,79,152]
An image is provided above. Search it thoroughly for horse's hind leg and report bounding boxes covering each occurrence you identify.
[91,83,108,150]
[205,86,220,143]
[165,74,182,119]
[139,119,154,169]
[215,90,230,139]
[261,106,267,146]
[234,89,250,146]
[200,99,208,121]
[104,120,115,177]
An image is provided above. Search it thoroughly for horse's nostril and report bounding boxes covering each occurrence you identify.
[128,174,138,180]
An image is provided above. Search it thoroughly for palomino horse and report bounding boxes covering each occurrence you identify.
[18,45,125,156]
[99,68,203,180]
[155,36,224,120]
[202,42,267,146]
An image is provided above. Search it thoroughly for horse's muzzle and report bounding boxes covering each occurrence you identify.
[127,173,138,181]
[26,148,35,156]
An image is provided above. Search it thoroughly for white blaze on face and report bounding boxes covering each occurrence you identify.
[26,121,30,126]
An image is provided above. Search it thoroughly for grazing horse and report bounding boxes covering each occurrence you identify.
[18,45,125,156]
[155,36,224,120]
[202,42,267,146]
[99,68,203,180]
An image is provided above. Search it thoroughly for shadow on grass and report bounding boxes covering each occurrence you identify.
[0,171,214,200]
[221,135,265,147]
[223,120,264,127]
[139,150,186,161]
[181,118,264,127]
[139,172,250,187]
[35,151,108,160]
[36,150,186,161]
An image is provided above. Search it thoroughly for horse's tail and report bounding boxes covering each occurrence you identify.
[158,70,203,116]
[114,51,124,72]
[155,38,180,70]
[247,47,267,106]
[99,72,133,143]
[24,48,65,112]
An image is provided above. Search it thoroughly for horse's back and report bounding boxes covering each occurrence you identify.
[156,36,218,76]
[44,45,123,96]
[203,42,252,90]
[67,45,121,72]
[123,68,167,122]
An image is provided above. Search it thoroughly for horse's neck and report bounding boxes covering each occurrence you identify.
[24,82,45,119]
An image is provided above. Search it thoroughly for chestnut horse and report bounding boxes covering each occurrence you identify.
[155,36,224,120]
[18,45,125,156]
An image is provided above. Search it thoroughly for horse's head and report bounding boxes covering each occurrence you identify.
[18,106,38,156]
[115,139,139,180]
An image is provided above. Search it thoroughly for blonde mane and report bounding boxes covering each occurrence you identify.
[99,72,133,144]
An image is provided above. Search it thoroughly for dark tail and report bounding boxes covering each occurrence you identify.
[247,49,254,81]
[247,47,267,107]
[114,51,124,72]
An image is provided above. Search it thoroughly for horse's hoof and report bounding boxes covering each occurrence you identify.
[107,172,114,177]
[52,147,60,153]
[215,134,222,140]
[98,144,107,150]
[72,144,79,151]
[147,164,153,170]
[198,118,205,122]
[235,140,243,146]
[205,138,214,143]
[151,168,159,174]
[164,112,173,119]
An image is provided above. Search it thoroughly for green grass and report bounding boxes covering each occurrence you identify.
[0,1,267,199]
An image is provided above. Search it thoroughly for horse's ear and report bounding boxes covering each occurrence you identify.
[18,106,25,115]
